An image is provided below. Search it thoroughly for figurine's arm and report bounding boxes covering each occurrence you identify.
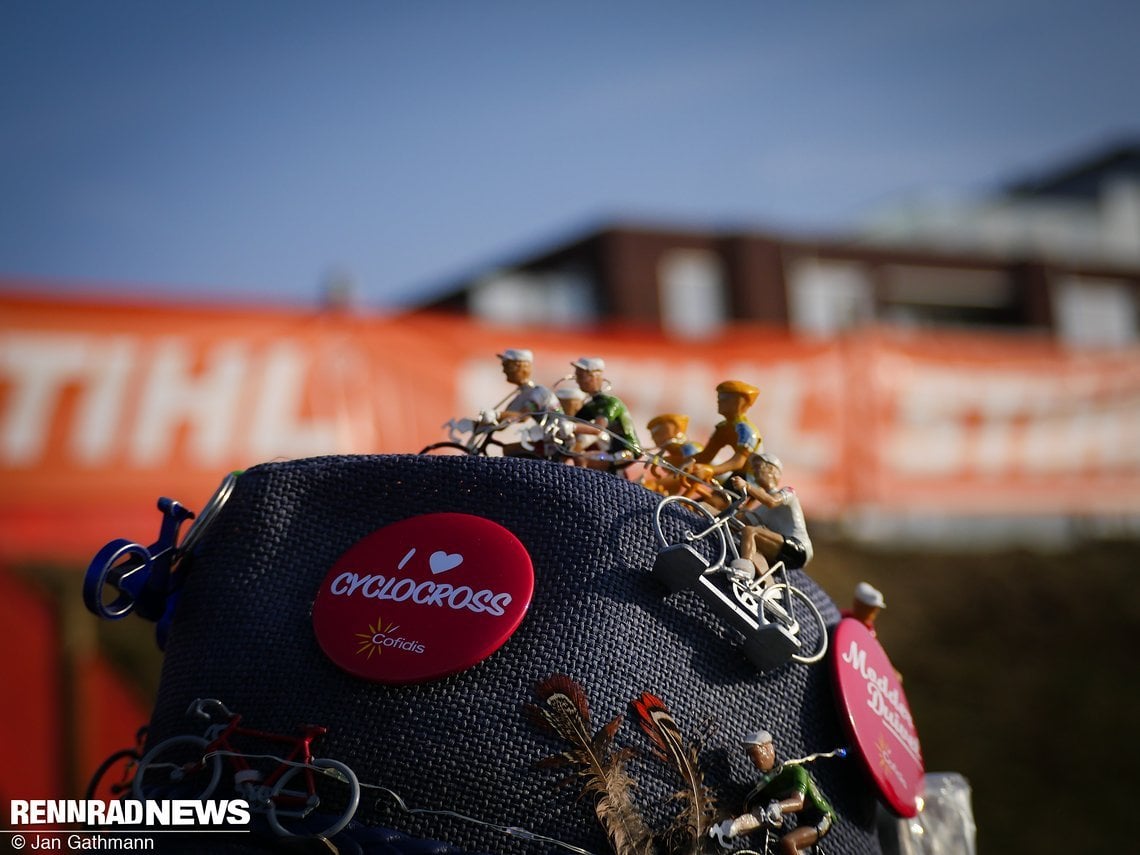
[729,476,782,508]
[708,449,750,477]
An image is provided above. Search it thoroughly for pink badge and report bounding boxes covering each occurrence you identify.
[830,618,925,817]
[312,513,534,684]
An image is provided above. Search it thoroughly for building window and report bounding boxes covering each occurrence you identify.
[878,265,1018,329]
[469,269,597,327]
[658,249,727,338]
[1052,276,1138,347]
[787,259,873,334]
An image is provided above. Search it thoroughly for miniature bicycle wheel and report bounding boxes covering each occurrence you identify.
[760,584,829,664]
[418,442,473,455]
[652,495,727,571]
[83,539,151,620]
[267,757,361,838]
[86,748,141,801]
[132,735,222,801]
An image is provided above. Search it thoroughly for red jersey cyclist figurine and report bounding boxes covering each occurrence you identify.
[840,582,886,637]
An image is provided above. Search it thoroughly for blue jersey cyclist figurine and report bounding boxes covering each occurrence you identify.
[690,380,762,485]
[710,729,837,855]
[570,357,642,470]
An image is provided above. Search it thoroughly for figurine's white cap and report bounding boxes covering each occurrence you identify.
[498,349,533,363]
[854,582,886,609]
[742,730,774,746]
[572,356,605,372]
[556,385,586,400]
[752,451,783,472]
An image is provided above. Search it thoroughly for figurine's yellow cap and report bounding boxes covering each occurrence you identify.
[648,413,688,432]
[717,380,759,405]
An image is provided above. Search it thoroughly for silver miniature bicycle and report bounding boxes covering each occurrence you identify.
[651,491,828,669]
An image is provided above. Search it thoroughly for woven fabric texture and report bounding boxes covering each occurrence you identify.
[147,454,882,854]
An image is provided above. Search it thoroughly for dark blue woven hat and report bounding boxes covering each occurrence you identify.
[143,455,881,853]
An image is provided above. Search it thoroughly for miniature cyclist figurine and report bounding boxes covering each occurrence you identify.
[555,384,586,419]
[728,452,812,580]
[492,349,562,458]
[840,582,886,637]
[643,413,702,494]
[570,357,642,469]
[690,380,762,485]
[496,349,561,421]
[710,730,837,855]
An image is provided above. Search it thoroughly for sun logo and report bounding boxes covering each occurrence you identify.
[356,617,400,659]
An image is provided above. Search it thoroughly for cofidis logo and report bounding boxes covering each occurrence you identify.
[312,514,534,683]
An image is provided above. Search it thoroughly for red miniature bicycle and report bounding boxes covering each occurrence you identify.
[131,698,360,838]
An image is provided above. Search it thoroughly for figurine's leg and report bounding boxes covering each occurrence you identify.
[780,813,830,854]
[779,825,819,854]
[738,525,771,577]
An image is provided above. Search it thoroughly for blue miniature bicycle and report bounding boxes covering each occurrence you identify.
[82,472,239,649]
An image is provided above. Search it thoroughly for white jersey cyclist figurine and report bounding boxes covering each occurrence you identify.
[496,348,560,421]
[728,452,813,581]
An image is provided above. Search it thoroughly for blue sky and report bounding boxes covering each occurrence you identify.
[2,0,1138,309]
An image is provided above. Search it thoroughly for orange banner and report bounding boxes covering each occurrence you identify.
[2,291,1138,559]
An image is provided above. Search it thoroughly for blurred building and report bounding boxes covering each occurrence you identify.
[422,141,1140,347]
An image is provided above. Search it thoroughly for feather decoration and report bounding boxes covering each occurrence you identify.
[631,692,718,854]
[527,675,655,855]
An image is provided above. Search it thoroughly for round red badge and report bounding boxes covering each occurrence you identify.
[311,513,534,684]
[830,618,925,817]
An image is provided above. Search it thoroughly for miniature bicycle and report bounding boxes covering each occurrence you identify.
[83,471,239,649]
[652,492,828,669]
[421,411,643,473]
[132,698,360,838]
[419,412,514,455]
[86,726,147,802]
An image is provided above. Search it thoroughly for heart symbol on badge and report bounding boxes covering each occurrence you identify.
[429,551,464,574]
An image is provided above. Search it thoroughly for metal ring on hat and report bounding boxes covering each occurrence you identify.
[178,471,240,559]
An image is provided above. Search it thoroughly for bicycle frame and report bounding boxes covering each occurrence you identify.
[201,714,327,816]
[83,472,239,650]
[133,698,360,839]
[651,491,828,670]
[82,497,194,649]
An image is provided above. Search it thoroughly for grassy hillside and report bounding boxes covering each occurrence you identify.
[809,537,1140,854]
